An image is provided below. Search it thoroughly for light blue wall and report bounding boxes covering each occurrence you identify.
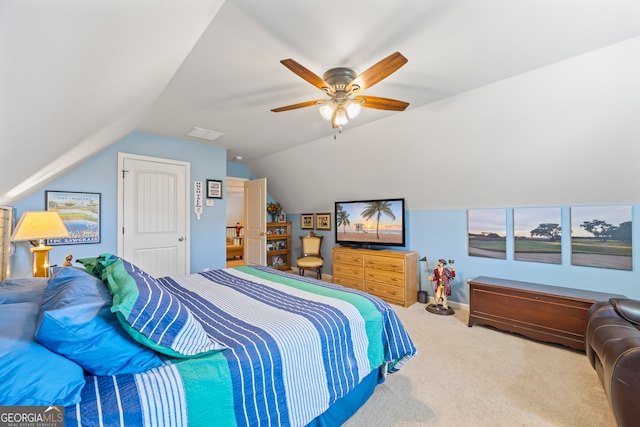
[409,206,640,303]
[13,131,228,276]
[227,161,253,180]
[289,206,639,303]
[13,132,639,303]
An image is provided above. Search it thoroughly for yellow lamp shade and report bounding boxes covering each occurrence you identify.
[11,211,70,277]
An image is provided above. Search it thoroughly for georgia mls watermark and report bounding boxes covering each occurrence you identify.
[0,406,64,427]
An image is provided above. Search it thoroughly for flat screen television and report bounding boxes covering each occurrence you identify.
[334,198,406,248]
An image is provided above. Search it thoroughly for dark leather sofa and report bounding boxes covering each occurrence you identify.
[585,298,640,427]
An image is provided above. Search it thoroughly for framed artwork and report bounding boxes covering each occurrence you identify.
[570,205,632,270]
[315,213,331,230]
[301,213,314,230]
[206,179,222,199]
[45,191,101,245]
[513,207,562,264]
[467,208,506,259]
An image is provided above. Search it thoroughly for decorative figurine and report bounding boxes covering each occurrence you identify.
[426,258,455,315]
[62,254,73,267]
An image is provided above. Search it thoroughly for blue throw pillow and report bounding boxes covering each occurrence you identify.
[0,277,48,304]
[35,267,162,376]
[103,257,225,358]
[0,301,85,406]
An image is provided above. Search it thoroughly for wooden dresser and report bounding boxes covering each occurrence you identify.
[468,276,625,351]
[332,247,418,307]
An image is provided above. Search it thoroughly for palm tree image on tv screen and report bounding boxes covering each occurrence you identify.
[335,199,405,247]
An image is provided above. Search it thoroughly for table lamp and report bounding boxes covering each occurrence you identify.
[10,211,70,277]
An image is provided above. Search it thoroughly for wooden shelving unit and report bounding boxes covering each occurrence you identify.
[266,222,291,270]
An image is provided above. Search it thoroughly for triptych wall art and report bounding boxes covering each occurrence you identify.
[467,208,506,260]
[570,205,632,271]
[468,205,632,271]
[514,207,562,265]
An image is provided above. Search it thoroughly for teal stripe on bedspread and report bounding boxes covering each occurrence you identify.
[235,266,385,369]
[239,266,417,374]
[171,352,236,427]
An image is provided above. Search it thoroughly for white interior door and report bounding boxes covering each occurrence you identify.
[118,153,190,277]
[244,178,266,266]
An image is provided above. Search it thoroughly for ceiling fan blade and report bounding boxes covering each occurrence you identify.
[271,100,325,112]
[346,52,408,93]
[356,95,409,111]
[280,59,333,93]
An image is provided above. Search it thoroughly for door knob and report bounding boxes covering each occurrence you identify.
[178,237,185,241]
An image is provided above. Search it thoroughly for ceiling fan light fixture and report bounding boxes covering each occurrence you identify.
[273,52,409,129]
[345,100,362,119]
[319,102,334,120]
[334,108,349,126]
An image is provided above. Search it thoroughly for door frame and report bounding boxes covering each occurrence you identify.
[117,152,191,271]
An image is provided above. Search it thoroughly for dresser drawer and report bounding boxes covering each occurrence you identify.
[365,268,404,288]
[333,275,364,291]
[366,281,405,306]
[332,247,418,308]
[365,255,405,274]
[333,252,364,266]
[333,263,364,279]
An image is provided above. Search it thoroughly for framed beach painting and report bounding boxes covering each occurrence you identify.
[570,205,632,270]
[45,191,101,245]
[467,208,506,259]
[513,207,562,264]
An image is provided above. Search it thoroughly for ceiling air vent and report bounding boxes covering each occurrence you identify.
[185,126,224,141]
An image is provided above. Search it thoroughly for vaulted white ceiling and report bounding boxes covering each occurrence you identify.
[3,0,640,206]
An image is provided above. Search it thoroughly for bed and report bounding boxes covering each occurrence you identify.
[0,254,416,426]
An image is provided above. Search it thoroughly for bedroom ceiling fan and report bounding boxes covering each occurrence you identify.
[271,52,409,130]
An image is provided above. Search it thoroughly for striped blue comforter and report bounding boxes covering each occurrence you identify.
[65,266,416,427]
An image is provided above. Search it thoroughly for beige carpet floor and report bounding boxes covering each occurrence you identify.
[344,303,616,427]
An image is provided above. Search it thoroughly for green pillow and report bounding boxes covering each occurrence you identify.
[76,253,117,278]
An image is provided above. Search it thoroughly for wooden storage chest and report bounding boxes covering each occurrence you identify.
[468,276,625,351]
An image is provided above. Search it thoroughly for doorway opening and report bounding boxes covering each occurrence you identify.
[226,177,247,268]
